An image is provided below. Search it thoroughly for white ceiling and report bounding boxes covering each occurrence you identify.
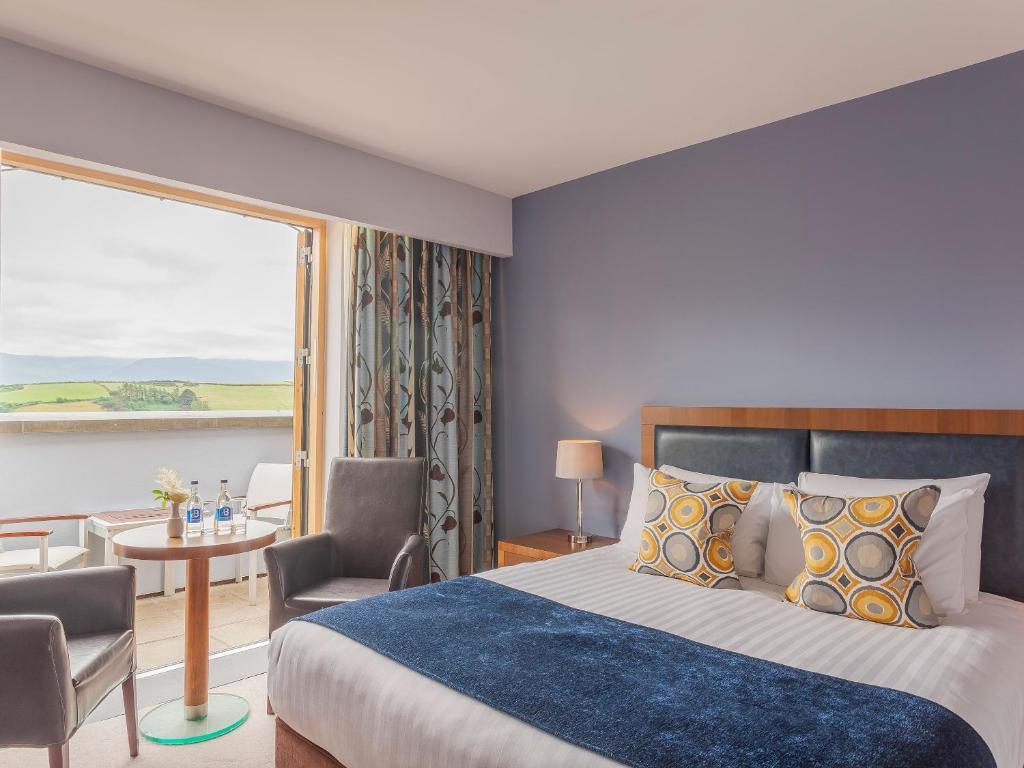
[1,1,1023,197]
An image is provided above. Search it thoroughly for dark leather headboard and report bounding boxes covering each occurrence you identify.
[811,430,1024,599]
[647,408,1024,599]
[655,426,808,484]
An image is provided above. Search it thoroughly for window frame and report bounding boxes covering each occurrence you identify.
[0,149,328,535]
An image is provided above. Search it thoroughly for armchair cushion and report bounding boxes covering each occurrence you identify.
[0,545,88,573]
[67,630,135,724]
[285,577,389,615]
[276,538,424,626]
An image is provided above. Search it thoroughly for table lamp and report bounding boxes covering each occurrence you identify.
[556,439,604,545]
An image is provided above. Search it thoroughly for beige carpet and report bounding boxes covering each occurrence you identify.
[0,675,273,768]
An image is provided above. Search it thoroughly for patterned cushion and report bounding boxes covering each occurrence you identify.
[783,486,941,628]
[629,471,758,589]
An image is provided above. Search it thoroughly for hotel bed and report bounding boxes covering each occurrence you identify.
[269,407,1024,768]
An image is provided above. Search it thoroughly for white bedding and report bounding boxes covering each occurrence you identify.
[268,544,1024,768]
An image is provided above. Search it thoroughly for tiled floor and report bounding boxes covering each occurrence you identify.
[135,576,270,671]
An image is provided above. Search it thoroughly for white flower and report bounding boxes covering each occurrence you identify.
[155,466,187,495]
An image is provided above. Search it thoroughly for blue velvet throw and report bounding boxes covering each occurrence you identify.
[297,577,994,768]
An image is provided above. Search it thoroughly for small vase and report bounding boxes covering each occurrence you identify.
[166,502,185,538]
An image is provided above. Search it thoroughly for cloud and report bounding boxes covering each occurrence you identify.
[0,169,298,361]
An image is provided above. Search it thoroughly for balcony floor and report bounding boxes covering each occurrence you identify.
[135,576,269,671]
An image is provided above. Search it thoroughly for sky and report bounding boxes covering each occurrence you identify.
[0,167,297,361]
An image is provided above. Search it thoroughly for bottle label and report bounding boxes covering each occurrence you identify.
[216,505,232,522]
[187,505,202,524]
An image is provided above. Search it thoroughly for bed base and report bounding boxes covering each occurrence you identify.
[276,718,347,768]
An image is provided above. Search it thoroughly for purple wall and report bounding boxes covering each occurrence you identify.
[497,50,1024,540]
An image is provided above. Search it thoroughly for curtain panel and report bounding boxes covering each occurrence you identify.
[345,226,494,580]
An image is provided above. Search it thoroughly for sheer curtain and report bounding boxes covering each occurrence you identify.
[344,226,494,580]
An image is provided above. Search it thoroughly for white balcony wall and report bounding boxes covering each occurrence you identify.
[0,424,291,594]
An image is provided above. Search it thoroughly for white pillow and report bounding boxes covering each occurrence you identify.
[911,489,973,616]
[764,480,978,616]
[763,499,805,589]
[618,464,654,555]
[798,471,990,603]
[660,465,776,578]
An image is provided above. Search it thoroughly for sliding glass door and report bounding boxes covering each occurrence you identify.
[0,147,327,668]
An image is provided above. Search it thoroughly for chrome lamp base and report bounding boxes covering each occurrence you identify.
[568,479,592,546]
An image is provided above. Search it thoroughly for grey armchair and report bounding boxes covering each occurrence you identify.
[0,566,138,768]
[265,457,426,635]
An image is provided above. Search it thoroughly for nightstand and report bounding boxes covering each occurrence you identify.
[497,528,619,567]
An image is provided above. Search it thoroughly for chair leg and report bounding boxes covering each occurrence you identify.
[48,741,68,768]
[163,561,175,597]
[122,674,139,758]
[248,551,258,605]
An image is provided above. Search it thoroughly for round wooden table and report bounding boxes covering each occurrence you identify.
[113,520,278,744]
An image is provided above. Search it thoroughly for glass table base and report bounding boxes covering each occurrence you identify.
[140,692,249,745]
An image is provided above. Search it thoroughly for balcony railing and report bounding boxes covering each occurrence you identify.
[0,413,291,670]
[0,409,291,434]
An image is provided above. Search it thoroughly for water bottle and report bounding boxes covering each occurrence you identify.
[185,481,203,535]
[215,479,233,533]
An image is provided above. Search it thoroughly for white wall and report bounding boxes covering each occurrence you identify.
[0,425,291,594]
[0,37,513,257]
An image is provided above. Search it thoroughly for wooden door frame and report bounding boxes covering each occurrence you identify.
[292,226,328,535]
[0,150,327,533]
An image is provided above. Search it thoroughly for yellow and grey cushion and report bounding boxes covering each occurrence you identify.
[783,485,941,628]
[629,471,757,589]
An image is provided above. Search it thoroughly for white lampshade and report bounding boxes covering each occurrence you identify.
[555,440,603,480]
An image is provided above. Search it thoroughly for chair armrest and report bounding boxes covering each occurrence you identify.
[264,532,334,604]
[1,514,88,524]
[389,534,426,591]
[0,614,75,746]
[0,530,52,538]
[248,499,291,514]
[0,565,135,636]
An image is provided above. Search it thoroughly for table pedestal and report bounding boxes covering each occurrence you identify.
[185,558,210,719]
[139,557,249,744]
[113,521,276,746]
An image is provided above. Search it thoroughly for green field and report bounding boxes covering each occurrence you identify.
[193,383,293,411]
[0,381,293,414]
[22,400,105,412]
[0,381,110,405]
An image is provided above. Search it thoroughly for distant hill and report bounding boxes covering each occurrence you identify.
[0,353,292,385]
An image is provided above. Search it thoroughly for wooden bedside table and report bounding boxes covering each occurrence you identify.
[497,528,619,567]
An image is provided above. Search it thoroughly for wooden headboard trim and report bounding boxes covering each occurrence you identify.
[640,407,1024,466]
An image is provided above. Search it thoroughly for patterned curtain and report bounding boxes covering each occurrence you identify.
[345,225,494,580]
